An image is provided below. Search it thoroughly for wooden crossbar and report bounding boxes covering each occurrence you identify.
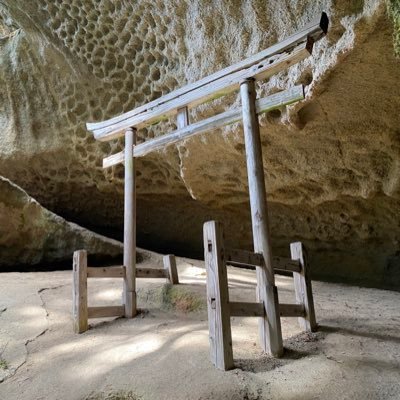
[136,267,168,279]
[279,303,305,317]
[85,266,172,280]
[88,305,125,319]
[87,12,328,141]
[229,301,305,318]
[225,248,301,273]
[203,221,318,369]
[89,41,312,141]
[103,86,304,168]
[229,301,264,317]
[87,266,125,278]
[72,250,180,333]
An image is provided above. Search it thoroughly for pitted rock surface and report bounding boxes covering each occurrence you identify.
[0,1,399,286]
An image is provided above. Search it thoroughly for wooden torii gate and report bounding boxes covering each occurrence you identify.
[76,12,328,355]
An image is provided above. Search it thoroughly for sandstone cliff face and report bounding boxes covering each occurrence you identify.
[0,176,122,267]
[0,1,399,287]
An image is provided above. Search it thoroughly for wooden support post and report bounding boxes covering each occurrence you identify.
[73,250,88,333]
[204,221,234,370]
[123,128,137,318]
[163,255,179,284]
[290,242,317,332]
[177,106,189,128]
[240,78,283,357]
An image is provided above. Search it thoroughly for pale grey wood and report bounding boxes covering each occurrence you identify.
[229,301,264,317]
[279,303,305,317]
[177,106,189,129]
[225,247,264,267]
[123,128,137,318]
[103,86,304,168]
[290,242,317,331]
[73,250,88,333]
[136,267,168,279]
[204,221,234,370]
[87,266,125,278]
[88,305,125,319]
[273,256,301,274]
[240,78,283,357]
[90,42,312,141]
[87,12,328,140]
[163,255,179,284]
[225,248,301,274]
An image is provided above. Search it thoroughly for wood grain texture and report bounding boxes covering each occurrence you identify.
[229,301,264,317]
[136,267,168,279]
[225,248,301,274]
[87,12,328,141]
[88,305,125,319]
[90,41,312,141]
[73,250,88,333]
[204,221,234,371]
[240,78,283,357]
[163,254,179,284]
[123,128,137,318]
[103,86,304,168]
[87,266,125,278]
[177,106,189,129]
[273,257,301,274]
[290,242,317,331]
[279,303,305,317]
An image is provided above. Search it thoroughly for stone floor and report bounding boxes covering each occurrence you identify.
[0,254,399,400]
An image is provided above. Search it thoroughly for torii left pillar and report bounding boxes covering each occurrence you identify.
[124,127,137,317]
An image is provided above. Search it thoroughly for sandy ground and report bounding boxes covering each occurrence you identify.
[0,254,399,400]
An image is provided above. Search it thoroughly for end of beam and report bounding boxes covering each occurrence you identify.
[320,12,329,35]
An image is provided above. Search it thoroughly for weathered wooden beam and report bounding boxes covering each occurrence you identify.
[90,41,312,141]
[204,221,234,371]
[87,12,328,140]
[225,248,301,274]
[177,106,189,129]
[123,128,137,318]
[87,266,125,278]
[88,305,125,319]
[241,78,283,357]
[225,247,264,267]
[73,250,88,333]
[136,268,168,279]
[103,85,304,168]
[229,301,264,317]
[273,257,301,274]
[290,242,317,331]
[279,303,305,318]
[163,255,179,284]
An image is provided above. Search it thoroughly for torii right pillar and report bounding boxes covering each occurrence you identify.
[240,78,283,357]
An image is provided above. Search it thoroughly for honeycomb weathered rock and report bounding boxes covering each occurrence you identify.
[0,1,399,287]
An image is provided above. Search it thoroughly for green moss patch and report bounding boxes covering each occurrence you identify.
[139,284,204,313]
[161,284,204,313]
[84,390,140,400]
[0,358,8,370]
